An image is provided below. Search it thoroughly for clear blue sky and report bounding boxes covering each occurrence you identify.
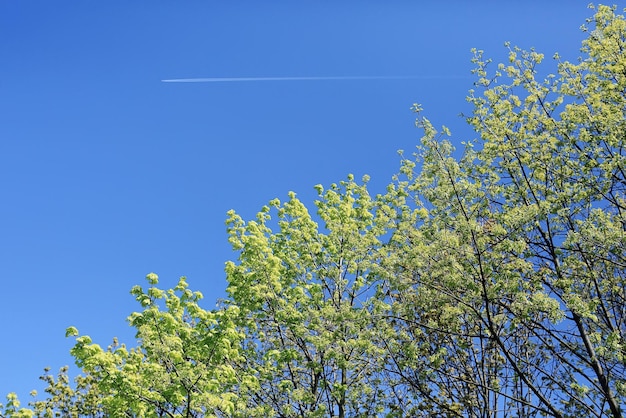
[0,1,618,403]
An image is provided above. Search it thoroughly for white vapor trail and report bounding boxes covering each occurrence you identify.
[161,75,468,83]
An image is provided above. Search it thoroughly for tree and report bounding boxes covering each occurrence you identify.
[377,4,626,416]
[3,4,626,417]
[223,179,392,417]
[2,275,247,417]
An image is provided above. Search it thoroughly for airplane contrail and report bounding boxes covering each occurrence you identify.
[161,75,469,83]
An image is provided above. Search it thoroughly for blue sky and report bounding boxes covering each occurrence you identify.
[0,1,619,403]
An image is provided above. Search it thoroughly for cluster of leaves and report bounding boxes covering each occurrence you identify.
[3,4,626,417]
[2,275,246,418]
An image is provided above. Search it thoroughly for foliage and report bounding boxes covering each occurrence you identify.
[224,178,391,417]
[2,275,245,417]
[376,4,626,416]
[3,4,626,417]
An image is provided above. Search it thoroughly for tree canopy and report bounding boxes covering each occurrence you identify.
[3,4,626,417]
